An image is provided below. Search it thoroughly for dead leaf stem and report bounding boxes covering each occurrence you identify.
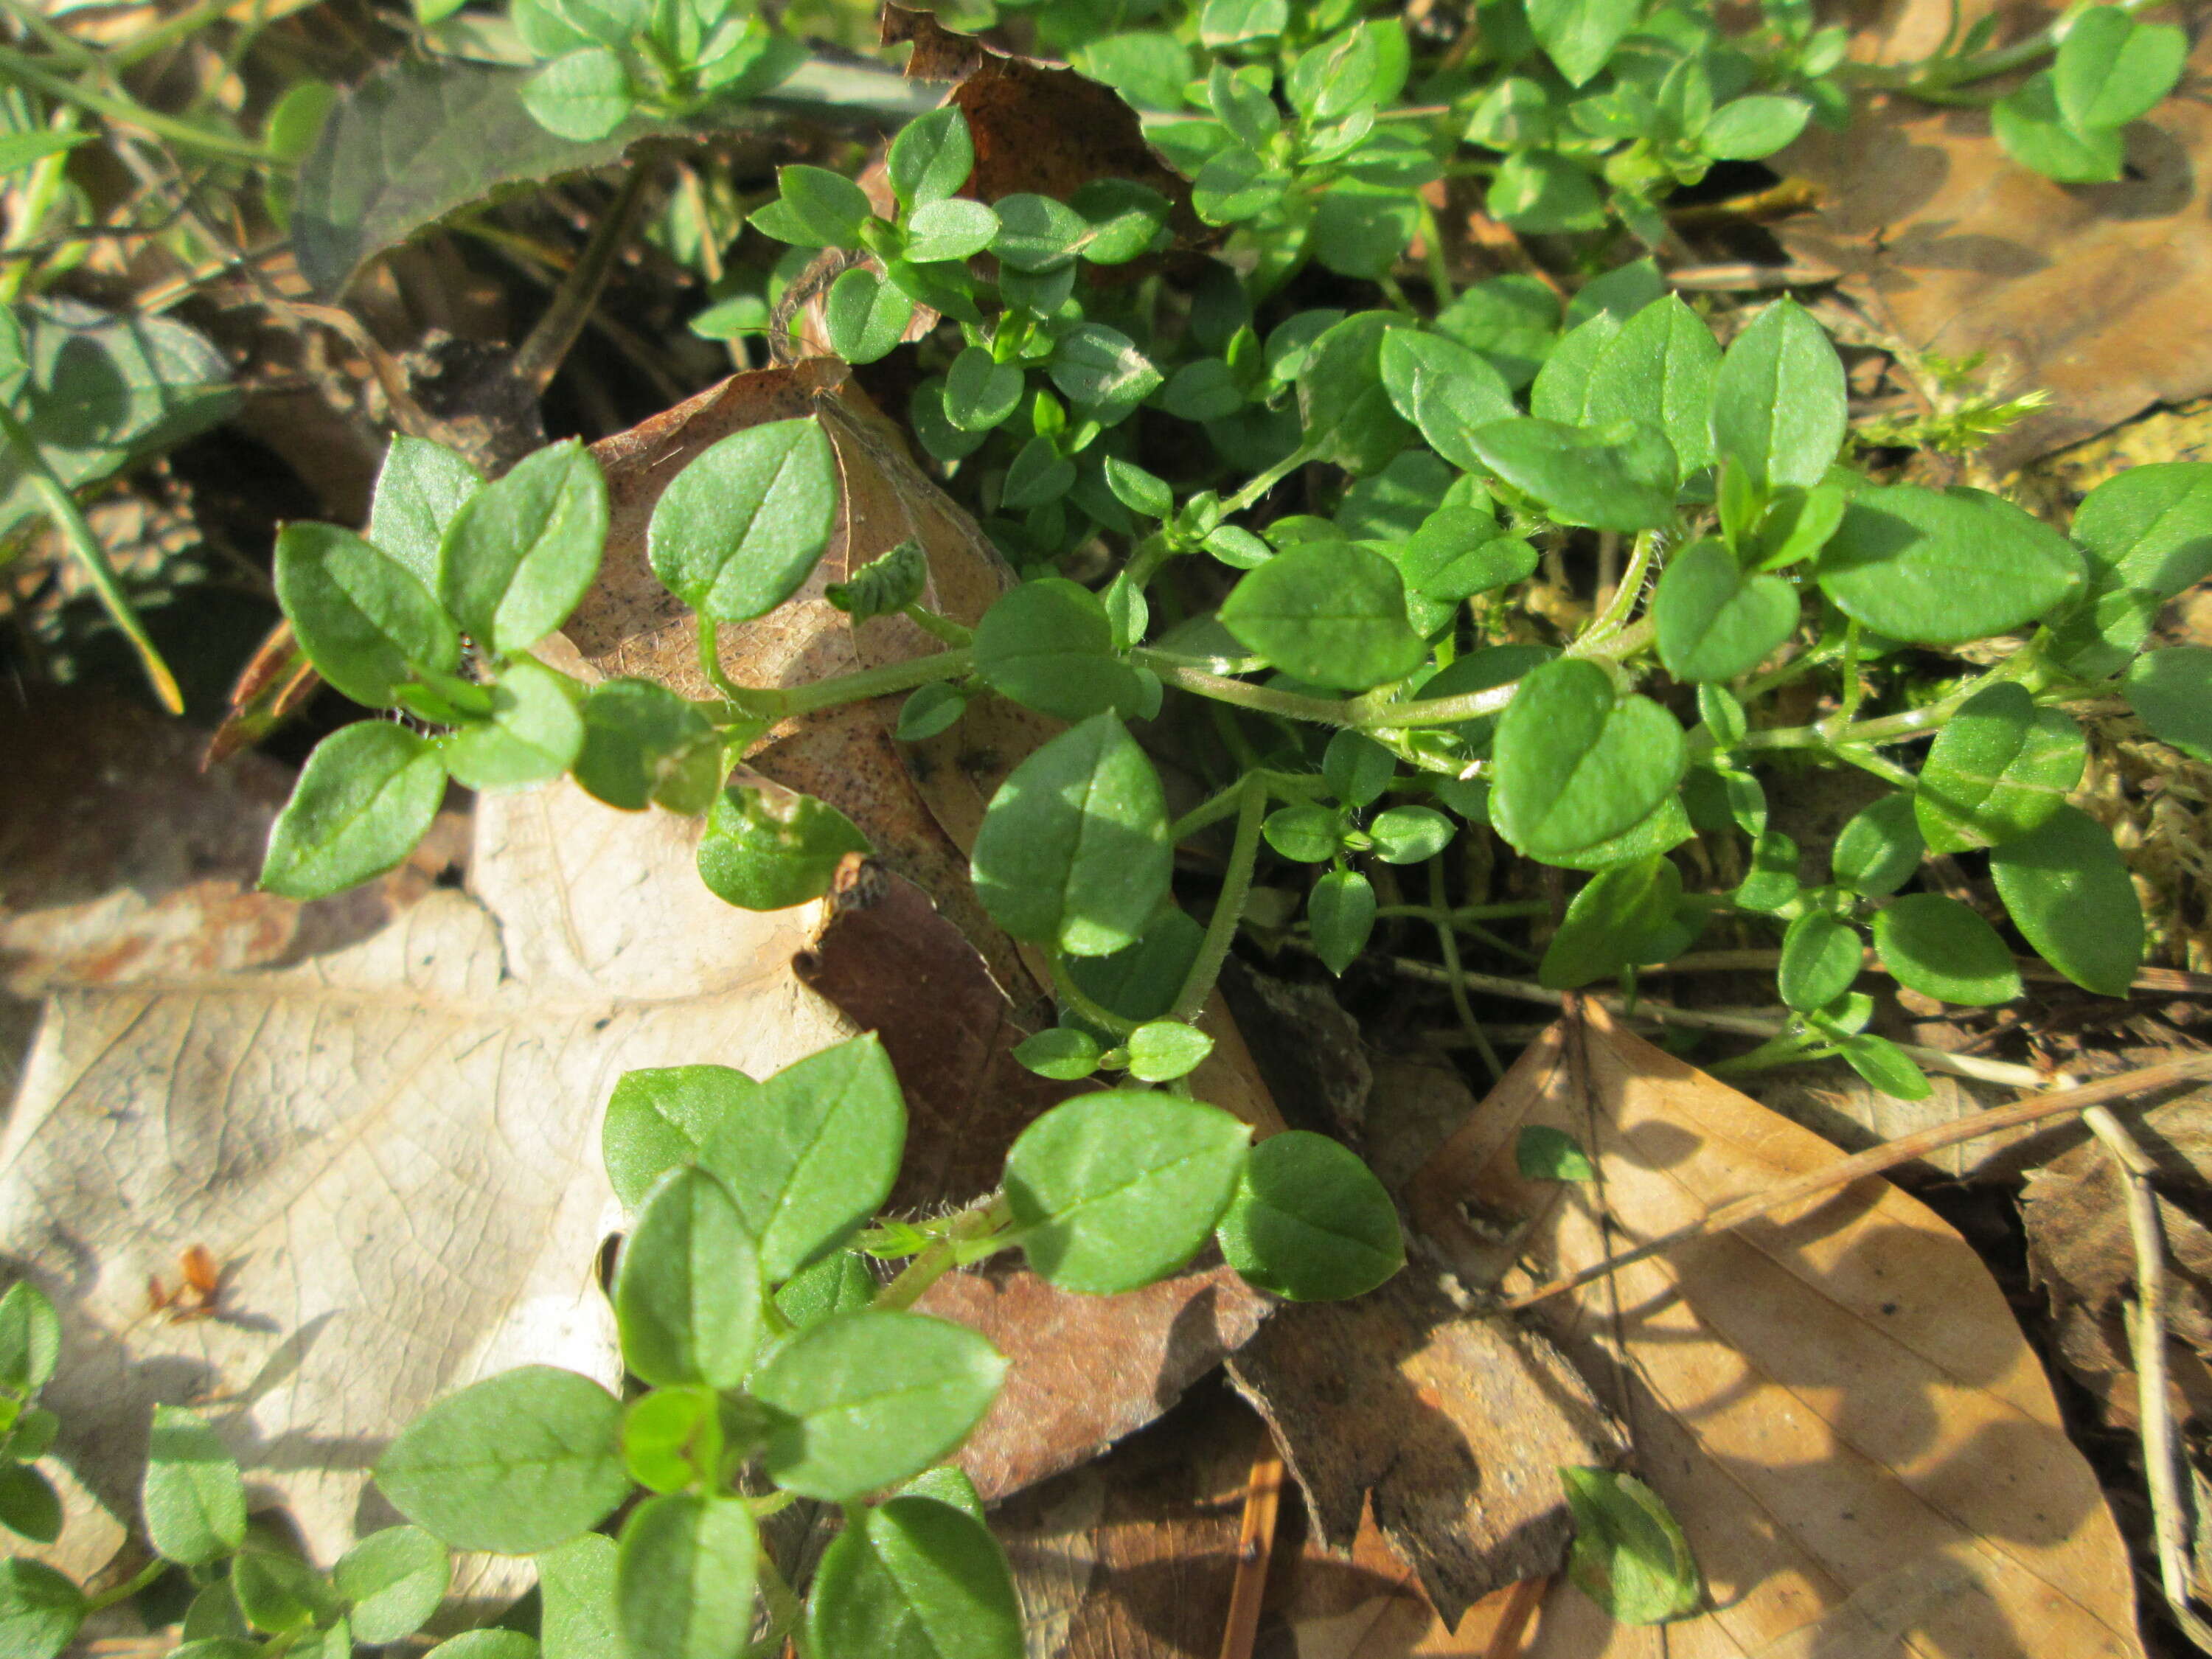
[1500,1051,2212,1314]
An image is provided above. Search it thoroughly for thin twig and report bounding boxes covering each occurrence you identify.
[1498,1053,2212,1313]
[1645,947,2212,998]
[2082,1105,2212,1653]
[1216,1441,1282,1659]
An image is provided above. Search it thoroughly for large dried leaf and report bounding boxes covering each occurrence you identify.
[1408,1002,2145,1655]
[1776,0,2212,470]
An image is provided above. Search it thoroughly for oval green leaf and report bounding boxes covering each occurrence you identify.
[1872,894,2023,1008]
[261,722,445,900]
[807,1496,1022,1659]
[616,1167,762,1389]
[1490,659,1686,862]
[1989,804,2144,998]
[1215,1130,1402,1301]
[647,417,838,623]
[1817,484,2083,647]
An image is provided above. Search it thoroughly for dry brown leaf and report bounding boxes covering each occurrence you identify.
[1261,1513,1546,1659]
[1775,0,2212,470]
[1409,1001,2146,1656]
[1228,1273,1624,1629]
[2022,1089,2212,1427]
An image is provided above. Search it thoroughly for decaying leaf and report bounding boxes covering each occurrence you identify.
[1261,1512,1546,1659]
[1408,1001,2146,1655]
[1228,1273,1624,1628]
[2022,1089,2212,1427]
[1776,0,2212,470]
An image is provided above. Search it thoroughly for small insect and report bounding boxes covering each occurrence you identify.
[147,1245,223,1324]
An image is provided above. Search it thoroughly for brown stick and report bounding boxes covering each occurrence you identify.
[1498,1052,2212,1313]
[1217,1443,1284,1659]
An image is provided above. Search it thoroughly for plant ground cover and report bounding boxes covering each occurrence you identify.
[3,0,2212,1653]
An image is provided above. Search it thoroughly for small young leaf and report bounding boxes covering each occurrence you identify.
[261,722,445,900]
[1830,794,1922,897]
[2071,461,2212,598]
[337,1526,450,1645]
[369,435,482,586]
[897,682,967,741]
[0,1560,83,1659]
[1379,331,1516,470]
[1818,484,2082,647]
[0,1284,58,1401]
[970,714,1172,957]
[647,417,838,623]
[437,657,585,793]
[888,105,973,210]
[823,268,917,366]
[375,1367,627,1554]
[1490,659,1687,862]
[276,524,459,708]
[1700,94,1810,159]
[807,1496,1021,1659]
[1837,1032,1932,1101]
[424,1632,538,1659]
[616,1166,762,1389]
[1733,829,1801,913]
[1215,1130,1402,1301]
[1219,543,1427,691]
[1324,729,1397,807]
[1264,805,1342,863]
[1103,458,1173,521]
[1709,299,1845,493]
[521,47,632,142]
[1071,178,1172,264]
[1914,684,2086,852]
[2124,645,2212,760]
[973,579,1147,722]
[696,1032,906,1281]
[1652,538,1798,682]
[0,1466,59,1544]
[992,193,1091,271]
[774,1251,877,1332]
[1367,805,1455,864]
[1298,312,1413,476]
[1989,804,2143,998]
[1560,1468,1703,1624]
[1004,1093,1251,1293]
[437,439,605,658]
[1014,1027,1103,1081]
[622,1388,714,1494]
[1047,324,1164,425]
[1778,911,1862,1012]
[754,1312,1005,1500]
[1872,895,2023,1007]
[144,1405,248,1566]
[1309,867,1377,975]
[696,776,872,911]
[1517,1124,1596,1182]
[535,1534,619,1659]
[1994,70,2125,182]
[776,165,874,248]
[615,1495,757,1659]
[602,1064,757,1209]
[1125,1020,1214,1082]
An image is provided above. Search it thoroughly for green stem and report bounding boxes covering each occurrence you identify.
[111,0,241,66]
[1170,774,1267,1024]
[84,1557,165,1614]
[1374,900,1549,922]
[0,0,92,67]
[900,603,972,647]
[0,46,271,159]
[1736,645,2042,753]
[872,1195,1012,1312]
[779,646,974,717]
[1428,860,1503,1081]
[1220,443,1318,516]
[747,1550,804,1659]
[1050,953,1139,1039]
[1854,0,2163,96]
[1414,195,1455,307]
[1171,770,1324,841]
[1582,529,1660,644]
[0,401,182,712]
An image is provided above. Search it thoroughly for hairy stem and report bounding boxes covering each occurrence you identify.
[1171,773,1267,1024]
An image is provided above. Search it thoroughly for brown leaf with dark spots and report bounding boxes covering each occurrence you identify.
[919,1256,1270,1501]
[1227,1273,1624,1629]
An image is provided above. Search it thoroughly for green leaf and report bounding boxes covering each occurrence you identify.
[1491,659,1686,862]
[1653,538,1798,682]
[697,776,872,911]
[375,1367,628,1554]
[973,580,1147,722]
[2054,8,2185,132]
[1914,684,2086,852]
[1560,1468,1703,1624]
[1467,417,1677,532]
[0,1560,82,1659]
[622,1388,713,1494]
[261,722,445,900]
[1014,1027,1103,1081]
[1366,805,1455,864]
[1002,436,1074,510]
[1733,828,1801,912]
[1437,274,1559,389]
[521,47,632,142]
[0,131,88,178]
[369,435,483,588]
[1309,867,1377,974]
[1219,543,1427,691]
[1709,299,1845,493]
[992,193,1091,271]
[1310,182,1420,279]
[1200,0,1287,45]
[336,1526,450,1645]
[438,657,585,793]
[1047,324,1163,425]
[616,1167,762,1388]
[1380,332,1517,470]
[754,1311,1005,1500]
[614,1495,757,1659]
[1994,71,2124,183]
[944,348,1023,433]
[1837,1032,1931,1101]
[143,1405,247,1566]
[1529,310,1620,424]
[1517,1124,1596,1182]
[2125,645,2212,760]
[697,1032,906,1281]
[232,1550,338,1635]
[970,714,1172,957]
[1583,296,1722,472]
[776,1250,877,1330]
[1265,805,1342,863]
[1779,911,1861,1012]
[1071,179,1172,265]
[602,1064,755,1209]
[1215,1131,1401,1301]
[1104,459,1174,521]
[903,197,998,263]
[824,268,917,365]
[1872,894,2022,1007]
[1286,21,1383,121]
[0,1467,58,1544]
[778,164,874,248]
[1485,150,1606,232]
[1700,94,1810,159]
[1989,804,2143,998]
[2071,462,2212,597]
[276,523,460,708]
[647,417,838,622]
[1396,509,1537,603]
[1298,312,1413,476]
[1830,793,1922,897]
[1124,1020,1214,1082]
[1526,0,1641,86]
[888,105,973,209]
[1004,1092,1251,1293]
[178,1581,250,1644]
[1817,484,2083,646]
[424,1632,538,1659]
[574,678,717,813]
[807,1496,1021,1659]
[535,1535,619,1659]
[897,682,968,741]
[1538,856,1683,988]
[0,1284,58,1401]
